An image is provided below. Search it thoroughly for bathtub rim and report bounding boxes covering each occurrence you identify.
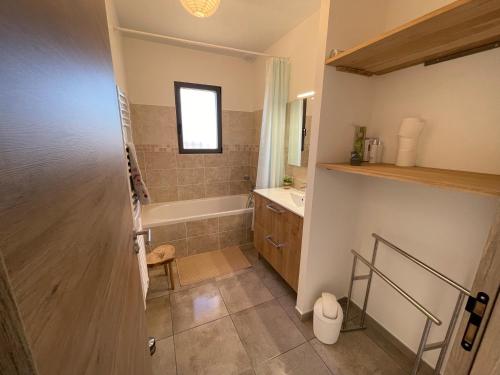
[141,194,253,229]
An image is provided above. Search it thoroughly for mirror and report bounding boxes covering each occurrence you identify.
[286,98,307,167]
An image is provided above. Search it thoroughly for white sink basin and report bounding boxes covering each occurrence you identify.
[290,191,305,207]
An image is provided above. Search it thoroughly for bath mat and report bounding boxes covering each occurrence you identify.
[176,246,251,286]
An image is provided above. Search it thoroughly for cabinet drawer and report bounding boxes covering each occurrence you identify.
[254,221,284,274]
[254,194,287,232]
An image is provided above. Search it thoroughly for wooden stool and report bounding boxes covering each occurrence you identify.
[146,244,176,290]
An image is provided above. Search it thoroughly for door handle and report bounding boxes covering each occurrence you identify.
[461,292,489,351]
[265,235,284,249]
[148,336,156,356]
[133,229,151,244]
[266,204,285,214]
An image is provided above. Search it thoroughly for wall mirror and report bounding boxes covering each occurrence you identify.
[286,98,308,167]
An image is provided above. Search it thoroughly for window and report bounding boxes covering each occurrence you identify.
[174,81,222,154]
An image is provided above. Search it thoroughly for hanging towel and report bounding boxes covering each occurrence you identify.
[126,143,150,205]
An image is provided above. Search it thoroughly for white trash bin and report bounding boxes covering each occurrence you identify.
[313,293,343,345]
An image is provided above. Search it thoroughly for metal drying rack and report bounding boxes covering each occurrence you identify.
[343,233,472,375]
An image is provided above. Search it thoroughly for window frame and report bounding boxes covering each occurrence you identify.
[174,81,223,154]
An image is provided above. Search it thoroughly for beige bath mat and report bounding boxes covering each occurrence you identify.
[176,246,251,286]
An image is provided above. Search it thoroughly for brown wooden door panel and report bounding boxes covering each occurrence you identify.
[281,214,303,291]
[0,1,151,374]
[446,204,500,374]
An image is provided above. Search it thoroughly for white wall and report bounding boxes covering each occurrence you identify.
[369,48,500,174]
[122,37,256,111]
[105,0,128,91]
[254,10,321,109]
[298,0,387,312]
[298,0,500,369]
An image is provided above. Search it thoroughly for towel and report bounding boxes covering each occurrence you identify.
[126,143,150,205]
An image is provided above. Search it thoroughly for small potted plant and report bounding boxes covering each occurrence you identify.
[283,175,293,189]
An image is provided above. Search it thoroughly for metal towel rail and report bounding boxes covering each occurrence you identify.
[343,233,472,375]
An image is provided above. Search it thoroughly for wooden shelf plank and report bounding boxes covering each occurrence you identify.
[325,0,500,76]
[317,163,500,197]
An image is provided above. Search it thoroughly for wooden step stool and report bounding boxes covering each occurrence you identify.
[146,244,176,290]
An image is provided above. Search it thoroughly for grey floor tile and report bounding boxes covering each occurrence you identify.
[147,295,173,339]
[310,332,405,375]
[254,263,294,298]
[277,293,315,340]
[174,316,252,375]
[254,342,331,375]
[217,271,274,313]
[231,299,306,367]
[152,336,176,375]
[170,282,228,333]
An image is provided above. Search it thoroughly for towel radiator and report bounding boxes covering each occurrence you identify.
[343,233,485,375]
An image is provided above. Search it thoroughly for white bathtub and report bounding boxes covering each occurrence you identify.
[142,194,253,228]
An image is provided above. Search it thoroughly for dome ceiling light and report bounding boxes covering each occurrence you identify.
[180,0,221,18]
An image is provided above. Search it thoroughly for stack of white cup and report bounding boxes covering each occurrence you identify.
[396,117,425,167]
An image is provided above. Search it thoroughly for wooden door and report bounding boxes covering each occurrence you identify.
[445,204,500,375]
[0,1,152,374]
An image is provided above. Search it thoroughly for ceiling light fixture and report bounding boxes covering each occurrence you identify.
[180,0,221,18]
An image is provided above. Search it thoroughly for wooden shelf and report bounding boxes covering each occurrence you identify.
[317,163,500,197]
[325,0,500,76]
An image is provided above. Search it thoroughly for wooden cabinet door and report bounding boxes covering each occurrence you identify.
[254,194,283,273]
[0,1,152,374]
[253,194,303,291]
[280,212,303,291]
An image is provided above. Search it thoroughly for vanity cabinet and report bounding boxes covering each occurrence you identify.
[254,193,303,291]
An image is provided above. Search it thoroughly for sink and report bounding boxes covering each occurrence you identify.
[290,191,305,207]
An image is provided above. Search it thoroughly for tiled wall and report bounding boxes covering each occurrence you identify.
[131,104,261,203]
[149,212,253,257]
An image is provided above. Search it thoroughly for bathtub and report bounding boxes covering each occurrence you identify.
[142,194,252,228]
[142,195,254,257]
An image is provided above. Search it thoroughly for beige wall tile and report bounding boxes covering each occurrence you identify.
[131,104,176,127]
[227,151,250,166]
[219,229,248,249]
[146,170,177,187]
[205,183,230,198]
[131,104,260,204]
[177,168,205,186]
[149,186,178,202]
[230,181,252,195]
[176,154,204,169]
[187,234,220,255]
[151,223,187,243]
[223,128,256,145]
[230,166,251,181]
[186,218,219,237]
[204,167,231,184]
[178,184,205,200]
[145,151,177,170]
[203,153,228,167]
[219,214,246,232]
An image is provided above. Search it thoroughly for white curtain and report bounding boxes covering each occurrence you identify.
[256,57,290,189]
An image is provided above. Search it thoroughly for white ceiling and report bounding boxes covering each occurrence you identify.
[114,0,321,52]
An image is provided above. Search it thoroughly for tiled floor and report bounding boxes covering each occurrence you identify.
[146,245,421,375]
